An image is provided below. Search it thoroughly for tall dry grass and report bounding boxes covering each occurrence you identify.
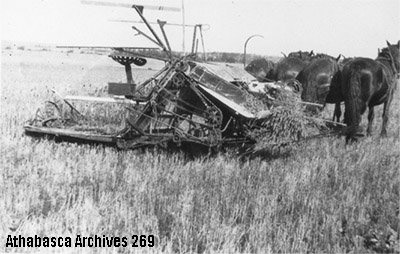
[1,50,399,253]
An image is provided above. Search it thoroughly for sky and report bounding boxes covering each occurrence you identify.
[1,0,399,57]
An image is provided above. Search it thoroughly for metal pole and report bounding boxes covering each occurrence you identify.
[191,25,198,54]
[81,0,181,12]
[182,0,185,54]
[125,64,133,84]
[109,19,206,28]
[133,6,167,52]
[199,25,207,61]
[157,20,172,55]
[243,34,264,67]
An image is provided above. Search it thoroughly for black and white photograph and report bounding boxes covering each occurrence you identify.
[1,0,399,253]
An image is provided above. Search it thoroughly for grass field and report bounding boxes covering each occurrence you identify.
[1,49,399,253]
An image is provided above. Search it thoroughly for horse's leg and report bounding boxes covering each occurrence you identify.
[333,102,341,122]
[381,89,395,137]
[367,106,374,136]
[381,102,389,137]
[332,104,336,122]
[381,101,392,137]
[381,89,394,137]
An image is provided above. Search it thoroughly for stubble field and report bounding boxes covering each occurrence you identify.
[1,49,399,253]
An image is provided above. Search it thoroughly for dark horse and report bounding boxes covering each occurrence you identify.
[244,58,275,82]
[287,50,314,59]
[271,50,314,81]
[297,54,344,120]
[341,41,400,141]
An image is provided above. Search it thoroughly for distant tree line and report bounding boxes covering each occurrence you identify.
[2,43,279,63]
[130,49,279,63]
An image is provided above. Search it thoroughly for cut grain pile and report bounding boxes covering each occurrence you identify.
[244,82,329,156]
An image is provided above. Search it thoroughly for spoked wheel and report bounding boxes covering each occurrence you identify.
[204,107,223,127]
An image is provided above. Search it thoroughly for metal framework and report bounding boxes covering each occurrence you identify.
[24,1,340,154]
[24,6,257,151]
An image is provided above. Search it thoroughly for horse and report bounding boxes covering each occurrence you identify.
[341,40,400,142]
[271,50,314,81]
[296,54,344,121]
[287,50,314,59]
[244,58,275,82]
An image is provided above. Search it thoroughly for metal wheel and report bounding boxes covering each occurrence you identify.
[205,107,223,127]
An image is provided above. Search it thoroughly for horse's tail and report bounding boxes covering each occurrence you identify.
[344,70,364,141]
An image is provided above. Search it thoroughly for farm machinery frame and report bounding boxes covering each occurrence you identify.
[23,4,262,152]
[23,2,335,154]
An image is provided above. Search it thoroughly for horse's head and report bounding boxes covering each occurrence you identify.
[274,56,310,81]
[386,40,400,74]
[379,41,400,75]
[339,56,353,69]
[244,58,275,81]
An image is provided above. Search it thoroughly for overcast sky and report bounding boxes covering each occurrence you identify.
[1,0,399,57]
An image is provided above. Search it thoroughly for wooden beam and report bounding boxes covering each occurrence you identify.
[81,0,180,12]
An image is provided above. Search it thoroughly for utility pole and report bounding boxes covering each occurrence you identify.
[182,0,185,54]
